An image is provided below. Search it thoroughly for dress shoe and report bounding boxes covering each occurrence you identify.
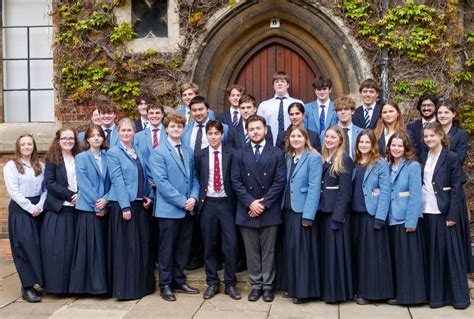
[160,285,176,302]
[32,284,44,296]
[21,287,41,303]
[387,299,398,305]
[293,298,307,304]
[248,288,262,302]
[262,289,274,302]
[354,296,371,305]
[224,285,241,300]
[203,285,219,299]
[282,291,291,299]
[186,258,204,271]
[174,283,200,294]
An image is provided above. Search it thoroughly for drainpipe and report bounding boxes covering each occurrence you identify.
[379,0,389,101]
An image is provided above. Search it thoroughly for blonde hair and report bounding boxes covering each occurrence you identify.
[284,125,316,156]
[322,125,347,177]
[117,117,136,131]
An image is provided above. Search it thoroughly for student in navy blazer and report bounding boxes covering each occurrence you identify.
[107,118,154,301]
[373,99,408,156]
[41,127,80,295]
[98,104,120,147]
[436,101,472,273]
[420,122,470,309]
[134,97,151,133]
[351,129,393,304]
[333,97,363,159]
[280,125,322,304]
[304,76,338,137]
[276,102,321,152]
[217,84,246,129]
[318,125,354,303]
[231,115,286,302]
[149,113,200,302]
[385,132,426,306]
[352,79,382,130]
[69,125,110,295]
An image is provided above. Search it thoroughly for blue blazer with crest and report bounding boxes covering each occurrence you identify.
[150,138,199,219]
[388,159,422,229]
[282,150,322,221]
[133,125,167,179]
[304,100,338,138]
[75,149,111,212]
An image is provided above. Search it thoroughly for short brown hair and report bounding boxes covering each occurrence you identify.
[180,83,199,95]
[164,113,186,128]
[312,76,332,90]
[334,96,356,111]
[226,84,246,95]
[272,71,289,84]
[359,79,379,93]
[239,94,256,107]
[245,114,266,130]
[97,103,117,114]
[147,103,165,113]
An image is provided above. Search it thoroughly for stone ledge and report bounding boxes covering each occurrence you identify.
[0,123,62,154]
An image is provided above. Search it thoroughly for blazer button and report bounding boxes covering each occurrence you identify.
[322,181,324,184]
[201,199,204,202]
[250,186,253,190]
[434,191,437,194]
[432,182,435,184]
[263,172,267,176]
[261,186,264,189]
[247,173,251,176]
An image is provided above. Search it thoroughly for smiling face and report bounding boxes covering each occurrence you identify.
[361,87,378,106]
[419,99,436,120]
[247,120,267,144]
[423,128,442,150]
[166,121,184,141]
[389,137,405,161]
[100,112,116,128]
[289,106,304,126]
[381,104,399,126]
[273,78,290,96]
[59,130,76,152]
[19,136,35,159]
[228,89,242,108]
[336,107,353,126]
[437,105,455,127]
[91,109,102,126]
[190,102,208,124]
[137,100,148,117]
[289,128,306,153]
[315,86,331,103]
[181,88,196,107]
[118,124,135,144]
[324,129,342,153]
[357,134,372,155]
[147,108,164,127]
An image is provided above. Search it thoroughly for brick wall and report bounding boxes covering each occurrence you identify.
[0,157,13,260]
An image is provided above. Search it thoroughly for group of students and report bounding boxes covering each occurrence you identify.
[3,72,472,310]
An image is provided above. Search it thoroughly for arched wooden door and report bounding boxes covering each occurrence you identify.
[229,38,319,106]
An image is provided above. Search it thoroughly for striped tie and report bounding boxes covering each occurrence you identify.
[244,132,250,145]
[232,111,239,127]
[364,107,372,128]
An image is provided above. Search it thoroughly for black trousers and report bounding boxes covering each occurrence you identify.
[200,197,238,286]
[158,214,193,287]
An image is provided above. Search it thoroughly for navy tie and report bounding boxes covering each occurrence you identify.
[254,144,261,162]
[232,111,239,127]
[277,97,286,133]
[105,128,112,145]
[343,128,350,155]
[194,124,203,155]
[319,105,326,134]
[175,144,185,166]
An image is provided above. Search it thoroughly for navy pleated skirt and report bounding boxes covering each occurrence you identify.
[388,220,427,305]
[423,213,470,309]
[274,223,287,291]
[283,209,320,299]
[459,188,473,273]
[69,211,108,295]
[8,197,43,288]
[107,201,154,300]
[351,211,394,300]
[41,206,77,294]
[318,212,353,303]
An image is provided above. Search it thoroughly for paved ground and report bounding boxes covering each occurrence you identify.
[1,261,473,319]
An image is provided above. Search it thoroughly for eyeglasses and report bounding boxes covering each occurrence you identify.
[421,103,435,108]
[60,137,75,141]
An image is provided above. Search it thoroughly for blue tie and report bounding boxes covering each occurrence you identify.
[319,105,326,133]
[232,111,239,127]
[254,144,261,162]
[105,128,112,145]
[277,97,286,133]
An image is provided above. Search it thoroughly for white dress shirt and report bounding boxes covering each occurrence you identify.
[251,139,266,155]
[422,151,441,214]
[257,95,304,144]
[229,108,241,124]
[190,119,209,151]
[3,160,47,214]
[338,122,355,158]
[206,146,226,198]
[63,158,77,207]
[149,123,163,146]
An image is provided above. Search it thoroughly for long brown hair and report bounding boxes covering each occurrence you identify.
[82,125,108,150]
[436,99,461,128]
[322,125,347,177]
[374,99,407,139]
[353,129,380,167]
[14,134,42,176]
[422,122,450,149]
[46,127,80,165]
[385,132,417,163]
[284,125,316,156]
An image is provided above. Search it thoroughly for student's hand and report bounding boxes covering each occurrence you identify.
[149,181,156,188]
[248,210,259,218]
[31,208,42,217]
[249,198,265,214]
[96,198,108,210]
[143,197,152,209]
[446,220,456,227]
[405,228,416,233]
[70,193,78,205]
[96,211,105,217]
[184,198,196,211]
[122,209,131,221]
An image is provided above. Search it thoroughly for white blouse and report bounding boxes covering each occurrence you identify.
[422,152,441,214]
[63,158,77,207]
[3,160,47,214]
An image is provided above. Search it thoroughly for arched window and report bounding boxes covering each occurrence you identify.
[132,0,168,38]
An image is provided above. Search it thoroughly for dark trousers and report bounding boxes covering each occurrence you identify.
[240,225,278,290]
[158,214,193,287]
[200,197,238,286]
[188,215,204,265]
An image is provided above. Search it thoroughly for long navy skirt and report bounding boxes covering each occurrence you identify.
[388,220,427,305]
[459,188,473,273]
[351,212,394,300]
[41,206,77,294]
[69,211,108,294]
[274,223,287,291]
[8,197,43,288]
[423,213,470,309]
[318,212,353,303]
[284,209,320,299]
[107,201,154,300]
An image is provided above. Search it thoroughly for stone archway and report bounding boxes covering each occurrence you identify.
[189,0,372,112]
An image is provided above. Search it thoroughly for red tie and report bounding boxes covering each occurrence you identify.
[152,128,159,148]
[213,151,221,192]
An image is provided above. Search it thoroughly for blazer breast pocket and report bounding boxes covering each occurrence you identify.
[300,187,308,193]
[325,186,339,190]
[371,188,380,196]
[442,187,451,191]
[399,191,410,197]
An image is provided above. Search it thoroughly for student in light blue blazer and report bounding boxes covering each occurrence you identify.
[149,113,200,302]
[334,97,363,159]
[385,132,426,306]
[304,76,338,139]
[351,129,393,304]
[176,82,215,123]
[280,125,322,304]
[98,104,120,147]
[106,118,154,301]
[70,125,110,295]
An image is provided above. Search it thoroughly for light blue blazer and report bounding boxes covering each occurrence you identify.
[349,124,363,158]
[282,150,322,221]
[304,100,338,139]
[150,138,199,219]
[353,159,390,221]
[176,107,215,121]
[106,143,153,210]
[181,121,229,147]
[103,126,119,147]
[389,159,422,229]
[133,125,167,179]
[75,149,111,212]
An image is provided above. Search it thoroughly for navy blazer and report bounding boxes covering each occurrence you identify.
[353,102,381,130]
[319,156,353,222]
[134,118,146,133]
[133,125,167,179]
[75,150,111,212]
[195,145,236,215]
[389,159,422,229]
[406,120,427,161]
[275,128,321,152]
[377,133,387,157]
[227,121,273,149]
[231,143,286,228]
[217,111,240,128]
[448,126,468,183]
[43,159,76,212]
[421,148,462,222]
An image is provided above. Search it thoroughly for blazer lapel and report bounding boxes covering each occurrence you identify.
[221,147,230,180]
[433,148,447,178]
[144,128,154,154]
[391,159,406,183]
[312,103,320,132]
[166,140,187,176]
[244,147,263,186]
[363,162,373,183]
[291,150,308,178]
[87,150,102,177]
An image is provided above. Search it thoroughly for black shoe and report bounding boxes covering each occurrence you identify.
[160,285,176,302]
[293,298,307,304]
[32,284,44,296]
[21,288,41,303]
[355,297,371,305]
[248,288,262,302]
[262,289,274,302]
[203,285,219,299]
[174,283,200,294]
[387,299,398,305]
[225,285,241,300]
[186,258,204,271]
[282,291,291,299]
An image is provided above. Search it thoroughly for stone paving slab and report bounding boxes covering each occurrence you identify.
[268,296,339,319]
[409,304,474,319]
[68,296,137,311]
[50,307,126,319]
[339,302,412,318]
[0,261,16,279]
[198,293,271,312]
[0,272,21,308]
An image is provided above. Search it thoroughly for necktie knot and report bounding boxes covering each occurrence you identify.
[343,128,349,133]
[152,128,159,133]
[255,144,261,150]
[276,96,286,100]
[214,150,219,155]
[105,128,111,134]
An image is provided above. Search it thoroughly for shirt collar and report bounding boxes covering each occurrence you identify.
[251,139,266,149]
[194,119,209,128]
[364,103,376,110]
[274,94,290,99]
[150,123,162,131]
[209,145,222,154]
[167,136,180,147]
